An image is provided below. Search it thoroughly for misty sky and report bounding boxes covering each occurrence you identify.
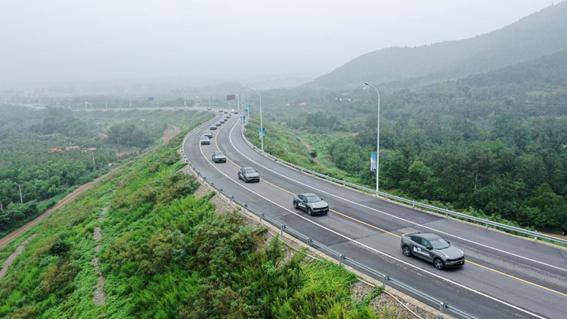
[0,0,560,85]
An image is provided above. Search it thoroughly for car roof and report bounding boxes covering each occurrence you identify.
[299,193,317,197]
[408,232,441,240]
[241,166,255,170]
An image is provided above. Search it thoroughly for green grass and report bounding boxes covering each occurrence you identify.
[0,115,390,319]
[245,118,369,186]
[245,118,357,180]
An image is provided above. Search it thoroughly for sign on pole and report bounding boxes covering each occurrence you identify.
[370,152,377,172]
[259,127,266,138]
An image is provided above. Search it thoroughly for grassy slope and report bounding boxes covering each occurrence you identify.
[0,117,387,319]
[245,117,362,184]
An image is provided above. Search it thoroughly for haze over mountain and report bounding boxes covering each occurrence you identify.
[309,1,567,90]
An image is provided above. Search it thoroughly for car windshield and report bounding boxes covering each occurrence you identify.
[214,153,224,157]
[305,195,321,203]
[429,238,450,250]
[243,168,256,174]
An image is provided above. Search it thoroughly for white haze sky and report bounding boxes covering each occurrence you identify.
[0,0,560,84]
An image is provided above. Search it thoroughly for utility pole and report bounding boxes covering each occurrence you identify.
[247,87,264,152]
[17,183,23,204]
[236,94,241,113]
[363,82,381,194]
[91,151,97,170]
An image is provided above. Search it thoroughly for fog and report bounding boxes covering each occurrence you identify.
[0,0,559,86]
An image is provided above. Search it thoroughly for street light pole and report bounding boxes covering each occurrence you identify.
[364,82,381,194]
[259,94,264,152]
[247,87,264,153]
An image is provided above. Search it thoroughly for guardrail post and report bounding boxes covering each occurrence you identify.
[280,224,286,236]
[259,212,264,221]
[436,302,447,319]
[383,274,390,286]
[307,237,313,246]
[338,254,345,265]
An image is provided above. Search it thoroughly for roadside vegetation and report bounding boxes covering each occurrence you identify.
[0,127,390,319]
[0,105,211,237]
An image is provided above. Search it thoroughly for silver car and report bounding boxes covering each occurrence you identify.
[401,232,465,270]
[211,151,226,163]
[238,166,260,183]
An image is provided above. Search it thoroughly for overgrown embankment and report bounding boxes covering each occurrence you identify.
[0,124,395,318]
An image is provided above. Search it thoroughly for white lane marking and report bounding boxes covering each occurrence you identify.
[191,127,547,319]
[227,120,567,274]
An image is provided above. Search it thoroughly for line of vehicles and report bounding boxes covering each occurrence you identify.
[197,111,465,271]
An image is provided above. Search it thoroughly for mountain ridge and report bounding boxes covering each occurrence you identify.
[308,1,567,90]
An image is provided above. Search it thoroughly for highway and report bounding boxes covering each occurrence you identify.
[183,114,567,319]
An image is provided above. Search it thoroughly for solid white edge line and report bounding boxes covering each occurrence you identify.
[229,120,567,274]
[187,121,547,319]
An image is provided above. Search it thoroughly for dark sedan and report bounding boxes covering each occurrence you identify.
[200,137,210,145]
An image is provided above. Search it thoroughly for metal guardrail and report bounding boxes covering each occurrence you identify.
[179,134,477,319]
[240,125,567,246]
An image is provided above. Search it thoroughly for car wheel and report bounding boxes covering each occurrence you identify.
[293,201,298,209]
[307,208,313,216]
[402,245,412,257]
[433,258,444,270]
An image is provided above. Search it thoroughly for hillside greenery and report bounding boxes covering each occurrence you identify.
[0,129,389,319]
[0,106,212,237]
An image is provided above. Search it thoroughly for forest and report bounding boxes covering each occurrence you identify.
[0,105,211,236]
[246,52,567,233]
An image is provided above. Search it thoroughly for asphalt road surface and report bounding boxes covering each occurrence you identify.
[183,114,567,319]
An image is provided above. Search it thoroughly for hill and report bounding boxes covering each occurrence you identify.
[0,125,392,318]
[308,2,567,90]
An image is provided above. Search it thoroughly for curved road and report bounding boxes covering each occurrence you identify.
[183,114,567,319]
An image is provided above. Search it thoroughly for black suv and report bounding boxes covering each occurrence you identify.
[401,232,465,270]
[200,137,210,145]
[293,193,329,216]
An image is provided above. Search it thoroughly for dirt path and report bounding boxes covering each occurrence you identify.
[298,136,320,164]
[162,125,181,144]
[0,235,35,279]
[0,171,113,249]
[92,207,107,306]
